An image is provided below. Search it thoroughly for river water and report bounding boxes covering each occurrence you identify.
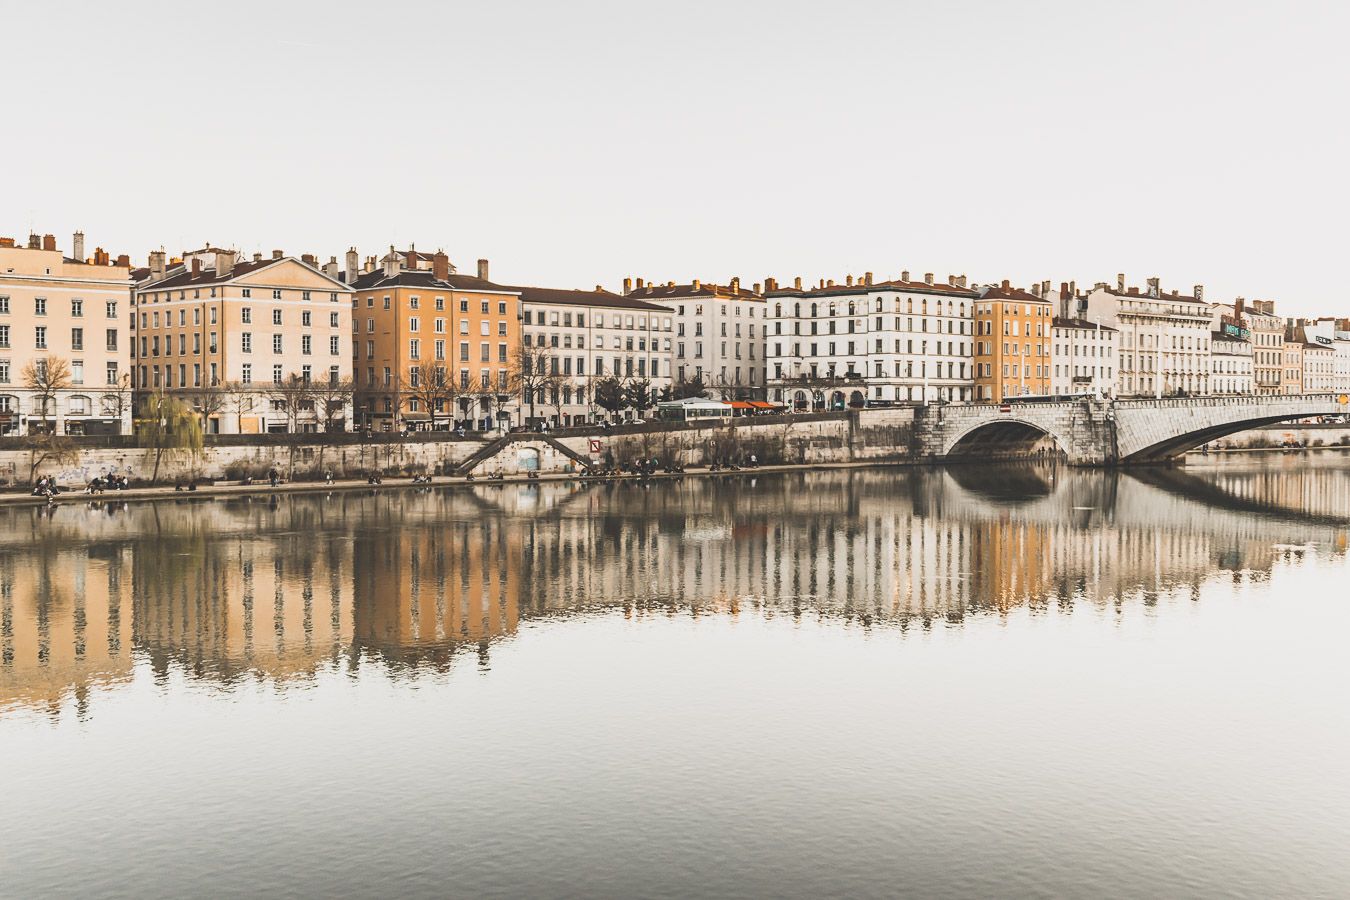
[2,456,1349,899]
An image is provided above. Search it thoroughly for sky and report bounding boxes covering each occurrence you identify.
[2,0,1347,315]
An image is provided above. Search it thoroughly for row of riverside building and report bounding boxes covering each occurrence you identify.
[1,230,1348,435]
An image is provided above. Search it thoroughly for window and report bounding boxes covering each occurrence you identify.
[71,360,83,384]
[242,332,253,353]
[330,335,340,355]
[409,338,420,360]
[302,335,312,355]
[35,326,46,349]
[71,327,84,350]
[273,334,283,354]
[409,317,420,332]
[71,298,83,317]
[272,309,282,325]
[241,363,252,384]
[302,311,312,327]
[0,325,7,348]
[272,289,282,300]
[330,312,339,327]
[242,288,251,299]
[0,360,8,383]
[35,297,47,316]
[273,364,283,384]
[0,297,9,314]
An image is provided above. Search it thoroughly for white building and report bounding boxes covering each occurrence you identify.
[1050,317,1117,396]
[766,272,976,409]
[1209,331,1254,394]
[620,278,766,399]
[1303,318,1350,393]
[1081,275,1212,397]
[512,284,673,426]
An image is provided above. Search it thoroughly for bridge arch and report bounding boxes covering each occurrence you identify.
[1114,395,1347,462]
[941,416,1072,460]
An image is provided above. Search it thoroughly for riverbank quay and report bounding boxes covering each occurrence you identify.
[0,460,889,508]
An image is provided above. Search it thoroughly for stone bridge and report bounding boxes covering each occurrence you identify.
[914,393,1348,466]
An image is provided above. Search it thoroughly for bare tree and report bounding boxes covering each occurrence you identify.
[403,362,457,431]
[266,374,317,477]
[311,374,356,433]
[513,344,558,427]
[99,371,134,431]
[184,381,229,435]
[549,377,577,426]
[21,355,71,435]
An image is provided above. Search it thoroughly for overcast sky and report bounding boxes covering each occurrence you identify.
[2,0,1346,314]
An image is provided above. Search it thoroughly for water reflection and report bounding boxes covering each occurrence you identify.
[2,457,1348,719]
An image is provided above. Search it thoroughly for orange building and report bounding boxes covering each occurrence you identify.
[974,281,1053,401]
[349,247,522,432]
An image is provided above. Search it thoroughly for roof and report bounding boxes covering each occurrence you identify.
[137,257,276,290]
[624,282,762,302]
[506,284,672,312]
[1053,317,1117,331]
[766,277,978,300]
[1103,287,1206,305]
[350,269,516,294]
[1210,330,1250,343]
[981,283,1050,303]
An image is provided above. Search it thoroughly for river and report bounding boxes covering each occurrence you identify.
[2,455,1349,899]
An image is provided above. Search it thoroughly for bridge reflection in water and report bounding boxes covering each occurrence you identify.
[1,456,1347,719]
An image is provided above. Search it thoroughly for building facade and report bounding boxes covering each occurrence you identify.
[1082,276,1212,397]
[1049,317,1117,397]
[1241,300,1284,395]
[974,281,1052,402]
[620,278,766,399]
[132,247,354,433]
[1209,331,1254,395]
[350,248,521,432]
[0,231,132,435]
[766,272,977,409]
[513,285,673,426]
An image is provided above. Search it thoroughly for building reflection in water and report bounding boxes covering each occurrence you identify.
[1,457,1347,719]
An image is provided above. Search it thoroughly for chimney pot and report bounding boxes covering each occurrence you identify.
[924,272,934,286]
[692,279,700,291]
[731,276,740,292]
[432,251,451,282]
[864,271,873,285]
[794,277,802,290]
[846,274,854,286]
[901,270,910,282]
[42,234,56,252]
[622,277,632,295]
[27,234,40,249]
[752,282,761,295]
[272,249,283,260]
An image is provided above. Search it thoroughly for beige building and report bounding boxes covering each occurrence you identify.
[132,247,354,433]
[1082,275,1212,397]
[0,231,132,435]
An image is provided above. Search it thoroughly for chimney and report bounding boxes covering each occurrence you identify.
[1041,279,1050,296]
[1031,283,1041,298]
[323,257,340,279]
[692,279,701,291]
[794,277,802,290]
[1069,280,1076,297]
[752,282,761,294]
[765,277,777,292]
[1194,284,1204,301]
[191,257,202,277]
[253,252,262,263]
[1146,276,1160,298]
[846,275,854,286]
[92,248,108,266]
[72,231,85,262]
[947,275,956,286]
[115,253,130,268]
[433,250,450,281]
[731,276,740,293]
[301,253,316,266]
[901,270,910,282]
[405,248,417,269]
[826,279,835,288]
[958,275,968,289]
[217,250,237,276]
[1060,282,1070,299]
[150,250,166,282]
[1117,273,1125,292]
[636,278,644,290]
[477,258,489,281]
[924,273,934,285]
[272,249,283,260]
[623,277,632,295]
[595,284,604,292]
[864,271,873,286]
[1001,279,1011,289]
[27,234,40,249]
[345,247,359,284]
[42,234,56,252]
[364,256,376,273]
[0,237,13,248]
[384,246,398,278]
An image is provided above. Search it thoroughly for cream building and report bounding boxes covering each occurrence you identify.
[621,278,766,399]
[132,247,354,433]
[766,272,977,409]
[1209,331,1254,394]
[512,284,673,426]
[1050,317,1117,396]
[1082,275,1212,397]
[0,232,132,435]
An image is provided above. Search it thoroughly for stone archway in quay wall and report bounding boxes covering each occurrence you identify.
[912,394,1347,466]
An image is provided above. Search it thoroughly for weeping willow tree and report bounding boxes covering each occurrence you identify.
[137,392,204,484]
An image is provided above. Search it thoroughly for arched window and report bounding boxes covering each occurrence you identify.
[794,303,801,318]
[810,303,818,318]
[774,303,782,318]
[847,301,855,315]
[959,303,966,316]
[828,302,836,316]
[68,395,91,415]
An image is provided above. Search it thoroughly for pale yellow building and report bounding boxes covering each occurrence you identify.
[0,231,132,435]
[132,247,354,433]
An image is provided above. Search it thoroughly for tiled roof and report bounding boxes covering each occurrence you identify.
[766,278,978,299]
[136,257,277,290]
[981,283,1050,303]
[1104,287,1206,304]
[1054,317,1117,331]
[350,269,515,294]
[506,284,673,312]
[625,283,762,301]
